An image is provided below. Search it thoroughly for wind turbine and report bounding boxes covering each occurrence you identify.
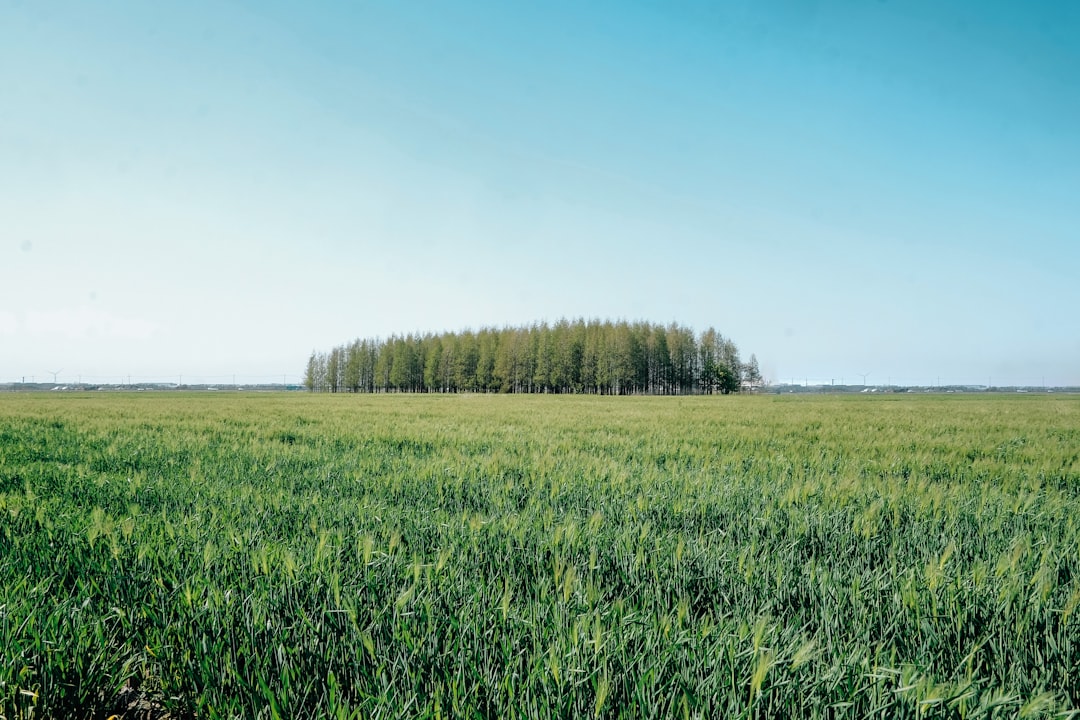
[49,369,63,384]
[857,372,870,388]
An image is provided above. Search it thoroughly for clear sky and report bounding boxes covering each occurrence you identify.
[2,0,1078,386]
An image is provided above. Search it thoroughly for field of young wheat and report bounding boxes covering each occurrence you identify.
[1,392,1078,719]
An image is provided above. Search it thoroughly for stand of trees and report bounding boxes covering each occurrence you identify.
[304,319,763,395]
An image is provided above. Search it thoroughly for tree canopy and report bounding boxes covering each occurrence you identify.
[305,319,763,395]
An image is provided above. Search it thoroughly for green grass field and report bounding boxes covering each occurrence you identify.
[2,393,1079,719]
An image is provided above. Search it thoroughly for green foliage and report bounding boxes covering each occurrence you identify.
[1,393,1079,718]
[308,318,751,394]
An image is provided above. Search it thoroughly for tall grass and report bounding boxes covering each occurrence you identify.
[1,393,1078,718]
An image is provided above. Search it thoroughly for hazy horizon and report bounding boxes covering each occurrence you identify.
[3,1,1078,387]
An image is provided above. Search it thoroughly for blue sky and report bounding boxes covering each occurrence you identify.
[2,0,1077,386]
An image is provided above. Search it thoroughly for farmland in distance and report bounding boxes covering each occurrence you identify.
[1,393,1079,718]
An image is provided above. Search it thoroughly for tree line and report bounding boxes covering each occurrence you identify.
[304,318,762,395]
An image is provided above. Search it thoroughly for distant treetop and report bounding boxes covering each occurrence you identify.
[305,318,762,395]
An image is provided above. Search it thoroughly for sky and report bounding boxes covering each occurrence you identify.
[2,0,1078,387]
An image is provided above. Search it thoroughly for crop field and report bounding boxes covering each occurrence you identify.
[1,393,1079,719]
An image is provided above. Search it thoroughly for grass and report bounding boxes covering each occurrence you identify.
[1,392,1078,718]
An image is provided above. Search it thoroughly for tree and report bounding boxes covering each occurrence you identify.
[534,322,554,392]
[646,325,670,394]
[305,318,759,396]
[743,353,763,391]
[717,336,741,394]
[389,335,422,392]
[454,331,479,392]
[304,351,322,392]
[667,324,697,394]
[374,338,393,391]
[423,336,443,392]
[476,329,498,392]
[326,347,342,392]
[344,340,362,392]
